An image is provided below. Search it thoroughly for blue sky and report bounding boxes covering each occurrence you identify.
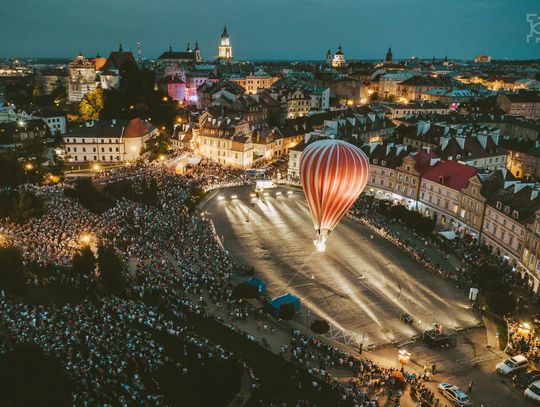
[0,0,538,60]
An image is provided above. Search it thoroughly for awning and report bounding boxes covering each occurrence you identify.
[439,230,456,240]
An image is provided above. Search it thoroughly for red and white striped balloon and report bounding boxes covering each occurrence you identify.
[299,139,370,251]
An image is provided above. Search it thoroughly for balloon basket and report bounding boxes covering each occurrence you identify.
[314,234,327,252]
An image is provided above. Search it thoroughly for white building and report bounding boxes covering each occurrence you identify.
[63,118,158,163]
[35,110,67,135]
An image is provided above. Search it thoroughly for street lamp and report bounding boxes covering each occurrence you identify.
[24,163,33,171]
[79,233,93,246]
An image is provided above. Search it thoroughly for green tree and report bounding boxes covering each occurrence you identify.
[0,344,74,407]
[369,92,379,102]
[278,303,296,320]
[141,133,171,161]
[97,244,125,295]
[310,319,330,335]
[79,87,104,120]
[232,282,259,299]
[71,247,96,283]
[0,246,25,291]
[10,191,46,224]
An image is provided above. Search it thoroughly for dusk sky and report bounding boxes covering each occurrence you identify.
[1,0,538,60]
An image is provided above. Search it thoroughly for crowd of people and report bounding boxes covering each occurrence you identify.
[0,157,466,406]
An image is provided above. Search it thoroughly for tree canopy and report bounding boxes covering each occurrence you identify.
[0,344,74,407]
[79,88,104,120]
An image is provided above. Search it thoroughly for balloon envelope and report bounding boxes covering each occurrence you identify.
[299,139,370,251]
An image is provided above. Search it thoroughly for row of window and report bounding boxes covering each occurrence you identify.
[72,155,120,161]
[65,138,118,143]
[67,146,119,153]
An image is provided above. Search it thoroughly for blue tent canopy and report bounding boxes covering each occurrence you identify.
[267,293,301,316]
[247,277,267,295]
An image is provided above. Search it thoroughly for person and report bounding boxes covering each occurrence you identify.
[359,342,363,354]
[467,380,473,395]
[431,363,436,374]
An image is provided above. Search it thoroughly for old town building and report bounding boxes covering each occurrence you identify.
[63,118,157,163]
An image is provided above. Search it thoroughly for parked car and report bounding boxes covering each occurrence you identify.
[514,370,540,389]
[496,355,529,375]
[525,380,540,402]
[437,383,471,406]
[400,313,413,325]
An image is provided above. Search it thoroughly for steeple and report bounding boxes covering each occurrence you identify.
[218,25,233,61]
[169,45,172,53]
[385,47,393,63]
[119,42,123,52]
[186,42,192,52]
[194,42,201,62]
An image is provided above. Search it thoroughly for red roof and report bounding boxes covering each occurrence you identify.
[123,118,156,139]
[413,150,436,174]
[422,160,478,191]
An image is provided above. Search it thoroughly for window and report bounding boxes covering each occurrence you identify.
[496,201,502,210]
[512,210,519,219]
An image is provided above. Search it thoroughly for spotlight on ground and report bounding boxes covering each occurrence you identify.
[287,190,293,195]
[218,195,225,201]
[263,192,269,196]
[276,191,282,196]
[231,194,238,199]
[250,193,256,198]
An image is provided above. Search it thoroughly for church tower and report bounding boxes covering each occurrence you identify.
[385,47,393,64]
[218,25,233,61]
[325,49,332,66]
[194,42,201,62]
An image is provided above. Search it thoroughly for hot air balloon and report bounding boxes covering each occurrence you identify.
[299,139,370,252]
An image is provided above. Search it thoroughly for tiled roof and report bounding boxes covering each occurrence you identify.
[422,160,478,191]
[123,118,156,139]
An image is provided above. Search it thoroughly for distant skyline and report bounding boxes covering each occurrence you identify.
[1,0,538,61]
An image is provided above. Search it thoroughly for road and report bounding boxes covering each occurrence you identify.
[202,185,480,346]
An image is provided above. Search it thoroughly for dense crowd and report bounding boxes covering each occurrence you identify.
[0,158,459,406]
[0,159,253,405]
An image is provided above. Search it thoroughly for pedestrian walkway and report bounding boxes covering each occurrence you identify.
[226,370,252,407]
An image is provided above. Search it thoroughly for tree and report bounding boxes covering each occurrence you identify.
[310,319,330,335]
[278,303,296,320]
[369,92,379,102]
[0,246,25,291]
[71,247,96,283]
[64,179,115,214]
[141,133,171,161]
[0,344,74,407]
[79,88,104,120]
[9,191,46,224]
[232,282,259,299]
[485,290,516,316]
[97,244,125,295]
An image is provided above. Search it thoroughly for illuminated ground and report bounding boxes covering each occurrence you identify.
[202,185,480,345]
